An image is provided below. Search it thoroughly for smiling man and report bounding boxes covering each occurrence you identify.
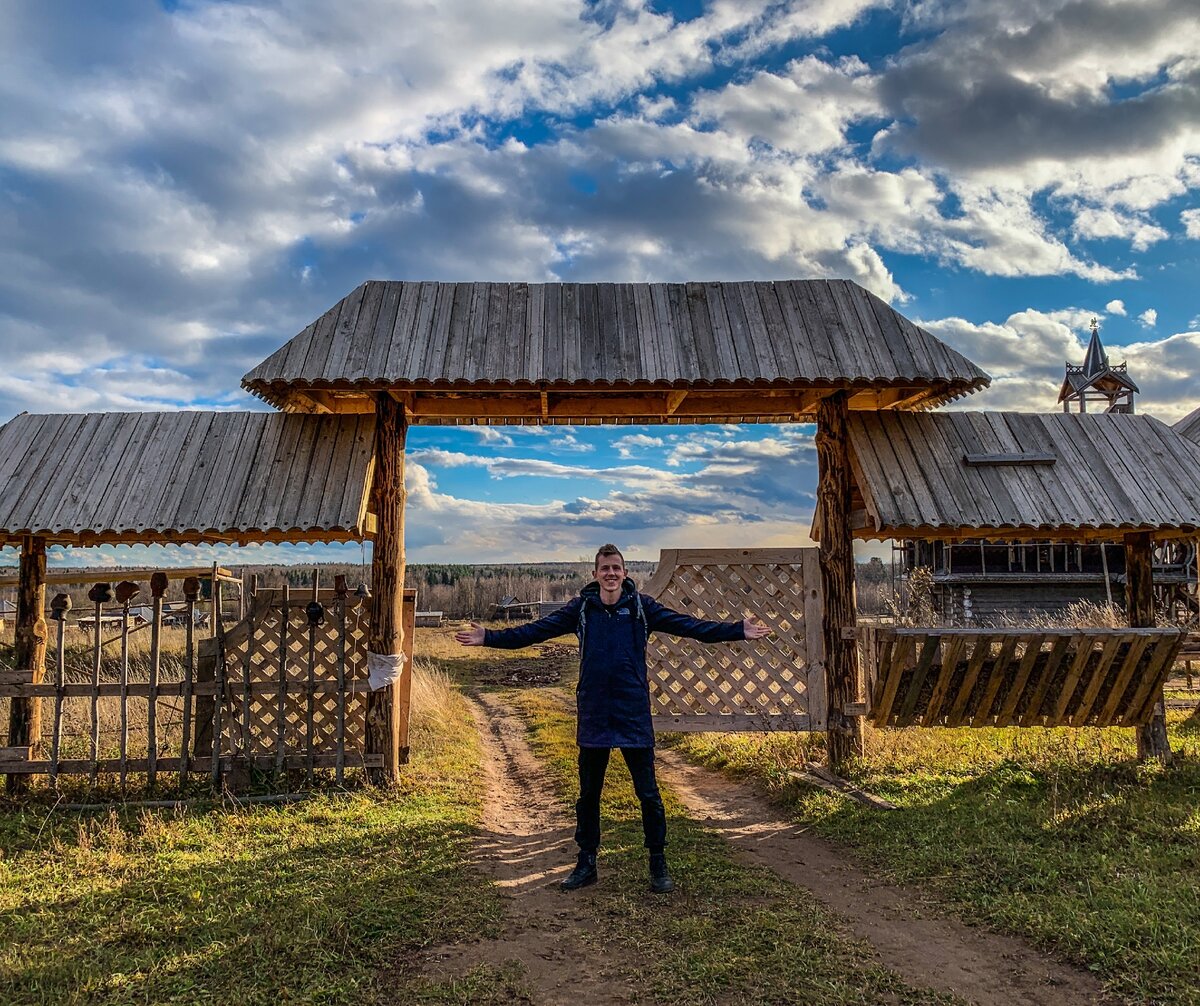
[457,543,770,893]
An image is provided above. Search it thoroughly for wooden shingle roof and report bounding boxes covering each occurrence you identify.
[0,412,375,546]
[243,280,990,422]
[843,411,1200,541]
[1176,405,1200,445]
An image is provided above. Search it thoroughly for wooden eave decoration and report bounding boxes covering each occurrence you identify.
[244,380,976,425]
[241,279,991,420]
[837,410,1200,544]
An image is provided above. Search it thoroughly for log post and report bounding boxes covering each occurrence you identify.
[1125,531,1171,763]
[6,535,47,794]
[816,393,865,768]
[366,392,408,785]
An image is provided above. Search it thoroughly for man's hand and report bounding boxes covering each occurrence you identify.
[742,617,771,640]
[455,622,486,646]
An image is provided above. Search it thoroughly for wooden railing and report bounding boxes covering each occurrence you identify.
[860,626,1186,729]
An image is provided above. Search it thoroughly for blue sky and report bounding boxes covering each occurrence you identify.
[1,0,1198,566]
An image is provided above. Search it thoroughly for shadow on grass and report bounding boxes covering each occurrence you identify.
[0,799,504,1005]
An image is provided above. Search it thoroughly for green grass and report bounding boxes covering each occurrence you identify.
[0,667,528,1005]
[503,688,964,1006]
[671,716,1200,1006]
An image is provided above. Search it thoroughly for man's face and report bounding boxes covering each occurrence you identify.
[594,555,625,592]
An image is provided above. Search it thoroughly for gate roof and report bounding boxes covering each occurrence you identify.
[1177,405,1200,445]
[242,280,990,423]
[842,411,1200,541]
[0,411,374,547]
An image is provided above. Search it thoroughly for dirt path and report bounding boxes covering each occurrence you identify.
[654,747,1113,1006]
[420,692,644,1004]
[424,691,1113,1005]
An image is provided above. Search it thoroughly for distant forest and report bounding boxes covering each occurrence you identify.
[1,557,898,620]
[221,556,895,618]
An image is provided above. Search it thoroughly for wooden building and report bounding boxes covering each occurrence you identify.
[901,327,1198,625]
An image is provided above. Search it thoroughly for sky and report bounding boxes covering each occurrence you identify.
[1,0,1198,568]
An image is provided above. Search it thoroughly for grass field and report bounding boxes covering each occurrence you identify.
[671,714,1200,1006]
[0,661,529,1005]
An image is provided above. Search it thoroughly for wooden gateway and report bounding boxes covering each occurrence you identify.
[3,277,1199,788]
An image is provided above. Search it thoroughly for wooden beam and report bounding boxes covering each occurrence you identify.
[366,392,408,783]
[816,393,865,768]
[1125,531,1171,763]
[6,536,47,794]
[665,390,688,415]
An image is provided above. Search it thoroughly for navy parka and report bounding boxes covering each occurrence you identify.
[483,578,745,748]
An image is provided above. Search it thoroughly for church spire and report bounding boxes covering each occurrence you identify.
[1081,316,1109,376]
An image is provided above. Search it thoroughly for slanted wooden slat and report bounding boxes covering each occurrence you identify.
[1071,634,1125,726]
[971,633,1020,726]
[896,634,941,727]
[922,635,966,724]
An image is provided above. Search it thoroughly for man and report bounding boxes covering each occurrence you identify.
[456,543,770,894]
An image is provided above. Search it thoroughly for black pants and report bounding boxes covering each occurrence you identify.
[574,746,666,855]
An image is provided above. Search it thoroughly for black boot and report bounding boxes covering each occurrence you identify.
[649,852,675,894]
[561,851,597,891]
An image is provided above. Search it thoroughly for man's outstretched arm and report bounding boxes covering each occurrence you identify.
[455,597,583,648]
[641,596,770,642]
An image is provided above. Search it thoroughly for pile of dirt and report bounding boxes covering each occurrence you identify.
[476,658,564,687]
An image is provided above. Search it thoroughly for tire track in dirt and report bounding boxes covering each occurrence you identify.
[419,691,644,1005]
[653,747,1115,1006]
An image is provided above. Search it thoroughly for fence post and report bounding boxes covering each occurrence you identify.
[1126,531,1171,763]
[816,393,865,769]
[6,535,47,795]
[367,392,408,785]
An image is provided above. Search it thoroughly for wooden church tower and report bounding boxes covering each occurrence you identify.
[1058,317,1138,413]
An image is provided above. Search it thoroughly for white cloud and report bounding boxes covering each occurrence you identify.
[1139,307,1159,327]
[1106,298,1127,316]
[613,433,664,458]
[1183,207,1200,238]
[471,427,515,447]
[548,433,594,453]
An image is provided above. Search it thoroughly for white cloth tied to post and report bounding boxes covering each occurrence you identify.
[367,651,407,690]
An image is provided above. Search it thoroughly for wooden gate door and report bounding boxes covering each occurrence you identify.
[643,548,826,731]
[208,587,415,780]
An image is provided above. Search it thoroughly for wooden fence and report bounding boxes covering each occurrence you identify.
[860,626,1186,729]
[0,572,414,788]
[643,548,825,731]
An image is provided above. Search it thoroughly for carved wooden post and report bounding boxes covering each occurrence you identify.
[6,535,47,794]
[816,393,865,768]
[367,392,408,784]
[1125,531,1171,763]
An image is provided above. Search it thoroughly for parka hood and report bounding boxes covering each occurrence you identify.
[580,577,638,603]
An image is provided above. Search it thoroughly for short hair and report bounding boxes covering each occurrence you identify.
[594,543,625,569]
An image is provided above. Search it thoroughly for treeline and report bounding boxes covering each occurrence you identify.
[1,558,900,623]
[237,558,897,619]
[237,561,657,618]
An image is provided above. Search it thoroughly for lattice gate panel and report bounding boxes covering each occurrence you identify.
[643,548,825,731]
[219,594,371,759]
